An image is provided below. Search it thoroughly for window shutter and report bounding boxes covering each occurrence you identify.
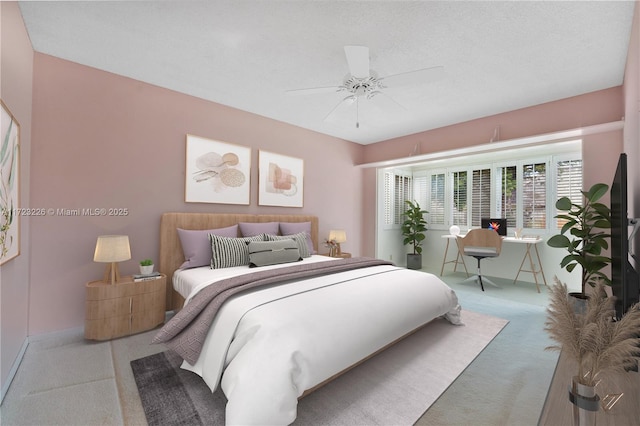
[451,171,468,226]
[497,166,517,229]
[429,173,445,225]
[471,168,491,227]
[522,162,547,229]
[383,172,393,226]
[556,159,583,228]
[394,174,412,225]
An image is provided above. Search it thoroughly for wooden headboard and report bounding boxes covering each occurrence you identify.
[159,212,319,310]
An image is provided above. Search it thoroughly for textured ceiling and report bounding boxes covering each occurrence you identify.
[18,1,635,145]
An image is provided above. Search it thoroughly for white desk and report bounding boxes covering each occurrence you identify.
[441,234,548,293]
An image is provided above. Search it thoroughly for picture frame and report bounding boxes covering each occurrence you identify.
[258,150,304,208]
[1,100,20,265]
[185,135,251,205]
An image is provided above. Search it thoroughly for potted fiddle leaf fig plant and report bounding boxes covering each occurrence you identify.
[402,200,428,270]
[547,182,611,299]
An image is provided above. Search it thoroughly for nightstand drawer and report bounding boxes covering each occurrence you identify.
[84,274,166,340]
[84,315,132,340]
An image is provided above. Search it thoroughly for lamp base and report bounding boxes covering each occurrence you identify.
[103,262,122,285]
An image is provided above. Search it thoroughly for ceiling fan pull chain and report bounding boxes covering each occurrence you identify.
[356,97,360,129]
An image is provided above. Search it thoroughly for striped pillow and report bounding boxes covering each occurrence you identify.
[264,232,311,258]
[209,234,263,269]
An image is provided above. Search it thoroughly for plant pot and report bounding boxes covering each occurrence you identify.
[140,265,154,275]
[568,292,589,314]
[569,376,599,426]
[407,254,422,270]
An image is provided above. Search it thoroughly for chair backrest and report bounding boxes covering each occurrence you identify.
[457,228,503,256]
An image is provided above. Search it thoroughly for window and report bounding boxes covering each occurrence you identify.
[497,165,517,229]
[382,144,582,235]
[555,159,583,228]
[429,173,445,226]
[382,141,582,235]
[383,171,413,227]
[471,168,491,227]
[522,162,547,229]
[451,170,468,226]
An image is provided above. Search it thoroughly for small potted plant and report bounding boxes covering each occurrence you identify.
[547,183,611,300]
[401,200,428,270]
[139,258,154,275]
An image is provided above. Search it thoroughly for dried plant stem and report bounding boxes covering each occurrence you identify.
[545,276,640,387]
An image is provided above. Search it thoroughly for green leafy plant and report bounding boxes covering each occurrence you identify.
[401,200,428,255]
[140,258,154,266]
[547,183,611,296]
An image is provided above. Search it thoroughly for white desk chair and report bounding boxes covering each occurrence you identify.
[457,229,503,291]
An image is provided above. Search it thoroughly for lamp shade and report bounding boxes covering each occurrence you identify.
[93,235,131,263]
[328,229,347,243]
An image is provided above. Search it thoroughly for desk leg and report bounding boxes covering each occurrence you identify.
[534,243,548,287]
[440,239,469,277]
[526,244,541,293]
[513,243,546,293]
[440,239,450,276]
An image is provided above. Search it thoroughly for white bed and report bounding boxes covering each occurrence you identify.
[155,213,462,425]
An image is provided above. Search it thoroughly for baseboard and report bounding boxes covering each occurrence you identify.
[0,337,28,405]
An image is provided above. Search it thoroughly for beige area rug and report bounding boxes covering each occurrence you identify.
[132,309,507,425]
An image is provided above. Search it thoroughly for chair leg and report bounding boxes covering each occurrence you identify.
[476,258,485,291]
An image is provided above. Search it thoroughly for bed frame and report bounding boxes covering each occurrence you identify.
[159,212,319,311]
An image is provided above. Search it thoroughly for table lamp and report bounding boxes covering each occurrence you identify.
[328,229,347,256]
[94,235,131,285]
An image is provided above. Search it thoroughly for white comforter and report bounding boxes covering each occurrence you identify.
[174,257,462,425]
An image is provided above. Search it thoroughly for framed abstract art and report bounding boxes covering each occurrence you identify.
[185,135,251,205]
[1,100,20,265]
[258,150,304,208]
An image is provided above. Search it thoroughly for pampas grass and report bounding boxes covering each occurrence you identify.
[545,276,640,386]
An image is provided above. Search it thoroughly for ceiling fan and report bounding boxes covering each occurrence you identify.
[286,46,444,128]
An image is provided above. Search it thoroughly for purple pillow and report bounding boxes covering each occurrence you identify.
[279,222,315,254]
[177,225,238,269]
[238,222,279,237]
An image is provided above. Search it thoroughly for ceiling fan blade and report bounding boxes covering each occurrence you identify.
[323,95,356,124]
[368,91,407,115]
[285,85,343,96]
[380,65,445,88]
[344,45,370,79]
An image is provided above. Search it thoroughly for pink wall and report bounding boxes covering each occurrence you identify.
[28,54,364,335]
[361,87,624,166]
[0,1,33,395]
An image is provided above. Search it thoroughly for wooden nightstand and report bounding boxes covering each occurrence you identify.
[85,274,166,340]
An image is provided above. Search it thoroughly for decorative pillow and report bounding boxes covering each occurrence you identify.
[265,232,310,258]
[247,240,302,268]
[239,222,279,237]
[177,225,238,269]
[209,234,263,269]
[279,221,315,254]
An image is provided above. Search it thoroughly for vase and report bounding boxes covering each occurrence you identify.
[569,376,599,426]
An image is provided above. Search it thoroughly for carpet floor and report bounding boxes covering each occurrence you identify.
[132,309,507,425]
